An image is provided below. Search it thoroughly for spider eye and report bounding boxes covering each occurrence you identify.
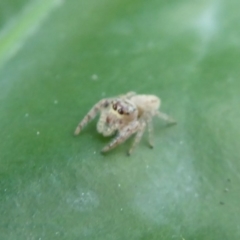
[118,109,124,115]
[112,103,117,110]
[104,102,109,108]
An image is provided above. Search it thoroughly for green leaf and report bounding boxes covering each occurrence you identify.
[1,0,240,239]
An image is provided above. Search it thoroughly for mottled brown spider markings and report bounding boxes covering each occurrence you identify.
[74,92,176,155]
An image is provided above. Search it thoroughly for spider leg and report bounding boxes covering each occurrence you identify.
[118,91,136,99]
[146,118,154,148]
[74,98,111,135]
[156,111,177,124]
[101,121,140,153]
[128,121,146,155]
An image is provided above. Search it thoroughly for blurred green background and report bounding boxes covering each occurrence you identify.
[1,0,240,239]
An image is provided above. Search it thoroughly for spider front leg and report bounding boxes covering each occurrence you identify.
[139,112,154,148]
[74,98,111,135]
[101,121,140,154]
[128,121,146,155]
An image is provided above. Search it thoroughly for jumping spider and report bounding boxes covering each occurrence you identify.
[74,92,176,155]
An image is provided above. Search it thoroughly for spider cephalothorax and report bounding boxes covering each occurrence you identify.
[97,99,138,137]
[74,92,176,155]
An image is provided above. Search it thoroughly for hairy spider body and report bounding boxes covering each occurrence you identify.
[74,92,176,155]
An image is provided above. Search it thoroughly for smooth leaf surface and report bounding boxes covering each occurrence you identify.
[1,0,240,239]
